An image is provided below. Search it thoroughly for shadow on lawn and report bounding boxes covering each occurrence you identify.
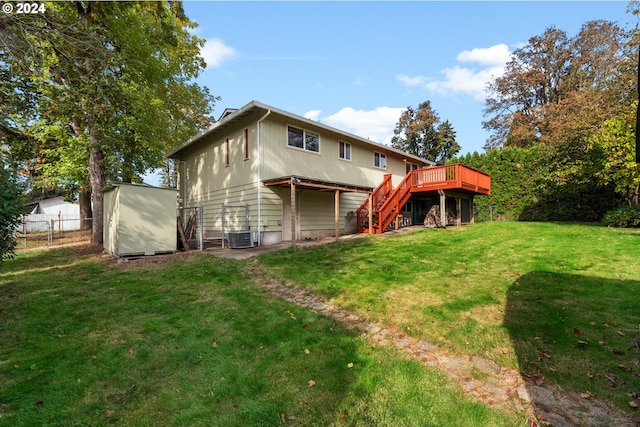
[504,271,640,424]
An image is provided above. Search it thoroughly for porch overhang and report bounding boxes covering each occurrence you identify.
[263,176,373,247]
[263,176,373,194]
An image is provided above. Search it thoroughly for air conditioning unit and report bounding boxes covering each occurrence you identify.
[228,230,256,249]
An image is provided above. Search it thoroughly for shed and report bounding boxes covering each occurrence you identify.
[103,183,178,257]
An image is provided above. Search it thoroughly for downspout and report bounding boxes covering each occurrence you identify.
[256,108,271,246]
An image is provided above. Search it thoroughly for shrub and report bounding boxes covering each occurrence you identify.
[601,205,640,228]
[0,173,23,262]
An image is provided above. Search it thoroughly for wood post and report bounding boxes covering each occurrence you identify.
[291,179,297,248]
[335,189,340,243]
[470,196,475,224]
[438,190,446,227]
[177,216,189,251]
[368,194,373,234]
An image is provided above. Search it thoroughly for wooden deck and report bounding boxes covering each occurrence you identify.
[357,164,491,234]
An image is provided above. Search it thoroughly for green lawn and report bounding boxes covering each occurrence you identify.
[0,245,520,426]
[258,222,640,414]
[1,221,638,425]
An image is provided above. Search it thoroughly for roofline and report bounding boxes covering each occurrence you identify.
[167,100,435,166]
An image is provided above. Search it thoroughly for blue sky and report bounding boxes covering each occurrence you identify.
[181,1,633,157]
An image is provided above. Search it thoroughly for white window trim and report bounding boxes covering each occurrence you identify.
[286,124,321,154]
[374,151,387,169]
[339,141,352,161]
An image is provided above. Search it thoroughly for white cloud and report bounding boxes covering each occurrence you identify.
[396,73,429,87]
[311,106,404,145]
[200,38,237,69]
[304,109,322,121]
[397,44,511,101]
[456,44,510,66]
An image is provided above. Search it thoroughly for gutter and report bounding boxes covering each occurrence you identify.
[256,108,271,246]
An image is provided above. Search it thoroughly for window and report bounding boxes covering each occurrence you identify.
[339,141,351,161]
[287,126,320,153]
[287,126,304,149]
[243,128,249,160]
[224,138,230,166]
[374,152,386,169]
[305,131,319,152]
[406,162,418,174]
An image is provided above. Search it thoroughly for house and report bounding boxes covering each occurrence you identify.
[24,195,82,233]
[168,100,490,247]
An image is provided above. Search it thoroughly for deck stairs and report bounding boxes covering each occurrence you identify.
[356,164,491,234]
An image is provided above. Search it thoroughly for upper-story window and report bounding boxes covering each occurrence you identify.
[287,125,320,153]
[243,128,249,160]
[374,152,386,169]
[224,138,230,166]
[339,141,351,161]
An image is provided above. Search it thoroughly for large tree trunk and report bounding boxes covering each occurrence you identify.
[78,188,92,230]
[70,116,95,233]
[88,121,105,246]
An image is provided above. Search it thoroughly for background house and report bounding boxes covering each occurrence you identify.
[24,195,82,233]
[168,100,433,246]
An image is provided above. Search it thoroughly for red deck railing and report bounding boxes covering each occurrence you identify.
[356,173,393,233]
[412,164,491,195]
[357,164,490,234]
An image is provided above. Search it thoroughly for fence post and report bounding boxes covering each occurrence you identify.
[22,215,27,248]
[48,219,54,246]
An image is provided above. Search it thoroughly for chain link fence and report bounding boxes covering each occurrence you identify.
[16,216,93,249]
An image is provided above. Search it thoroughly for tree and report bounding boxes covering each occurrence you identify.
[391,101,460,163]
[588,116,640,205]
[0,1,216,245]
[0,157,23,262]
[435,120,460,164]
[483,21,633,150]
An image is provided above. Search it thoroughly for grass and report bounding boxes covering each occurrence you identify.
[0,246,519,426]
[258,222,640,414]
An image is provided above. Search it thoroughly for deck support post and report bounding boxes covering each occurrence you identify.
[470,196,475,224]
[456,197,462,226]
[335,189,340,243]
[438,189,446,228]
[368,195,373,234]
[291,179,297,249]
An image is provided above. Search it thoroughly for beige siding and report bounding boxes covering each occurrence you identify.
[174,107,426,244]
[260,116,409,188]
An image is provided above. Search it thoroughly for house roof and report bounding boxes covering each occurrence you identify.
[167,100,434,166]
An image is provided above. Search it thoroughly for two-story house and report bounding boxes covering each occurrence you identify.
[168,100,438,246]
